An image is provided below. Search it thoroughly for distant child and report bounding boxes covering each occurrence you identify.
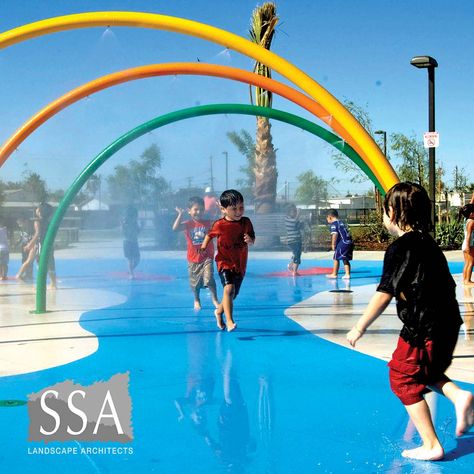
[200,190,255,332]
[0,218,9,280]
[285,204,304,276]
[347,182,474,461]
[16,203,57,288]
[326,209,354,279]
[16,216,34,280]
[459,203,474,286]
[122,205,140,279]
[173,196,219,311]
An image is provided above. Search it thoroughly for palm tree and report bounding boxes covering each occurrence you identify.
[249,2,279,214]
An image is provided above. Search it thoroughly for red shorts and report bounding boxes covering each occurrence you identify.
[388,333,458,406]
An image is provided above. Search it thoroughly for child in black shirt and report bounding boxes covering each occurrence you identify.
[347,182,473,461]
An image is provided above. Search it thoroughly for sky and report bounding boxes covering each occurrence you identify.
[1,0,473,198]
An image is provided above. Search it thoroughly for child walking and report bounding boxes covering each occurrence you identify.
[200,190,255,332]
[16,203,57,288]
[285,204,304,276]
[326,209,354,279]
[459,203,474,286]
[173,196,219,311]
[347,182,474,461]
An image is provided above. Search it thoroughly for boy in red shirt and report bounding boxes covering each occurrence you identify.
[173,197,219,311]
[200,190,255,332]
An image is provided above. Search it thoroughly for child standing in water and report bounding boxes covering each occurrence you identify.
[285,204,304,276]
[326,209,353,279]
[347,182,474,461]
[459,203,474,286]
[173,196,219,311]
[200,190,255,332]
[122,205,140,279]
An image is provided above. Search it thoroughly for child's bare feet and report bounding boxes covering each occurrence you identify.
[214,309,225,330]
[226,322,237,332]
[342,274,351,279]
[401,445,444,461]
[194,300,202,311]
[455,390,474,437]
[287,263,294,273]
[326,274,338,279]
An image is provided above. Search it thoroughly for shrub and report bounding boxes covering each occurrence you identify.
[435,221,463,250]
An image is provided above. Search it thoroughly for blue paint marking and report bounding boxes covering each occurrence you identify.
[1,258,472,472]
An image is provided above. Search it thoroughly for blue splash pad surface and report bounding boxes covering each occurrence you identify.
[1,258,472,473]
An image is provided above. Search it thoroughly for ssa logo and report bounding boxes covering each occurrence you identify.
[28,372,133,443]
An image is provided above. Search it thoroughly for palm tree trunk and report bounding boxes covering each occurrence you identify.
[254,116,277,213]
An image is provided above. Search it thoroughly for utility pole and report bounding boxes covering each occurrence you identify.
[222,151,229,189]
[209,155,215,191]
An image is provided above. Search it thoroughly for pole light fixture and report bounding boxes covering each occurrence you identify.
[222,151,229,189]
[410,55,438,237]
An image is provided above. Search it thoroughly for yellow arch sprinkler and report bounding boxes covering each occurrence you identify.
[0,11,399,192]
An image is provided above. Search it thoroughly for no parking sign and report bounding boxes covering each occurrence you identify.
[423,131,439,148]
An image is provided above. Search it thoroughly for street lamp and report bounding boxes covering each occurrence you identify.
[410,55,438,236]
[222,151,229,189]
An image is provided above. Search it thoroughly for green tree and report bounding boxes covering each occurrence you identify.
[107,144,171,208]
[226,129,256,201]
[452,166,468,193]
[249,2,279,214]
[390,133,428,187]
[295,171,329,205]
[332,100,375,183]
[22,171,48,202]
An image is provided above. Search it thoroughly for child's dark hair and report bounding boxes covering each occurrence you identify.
[459,203,474,220]
[286,203,297,216]
[327,209,339,218]
[383,182,431,232]
[188,196,205,209]
[219,189,243,208]
[38,202,54,221]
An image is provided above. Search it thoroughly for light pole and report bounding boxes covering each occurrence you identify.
[374,130,386,213]
[222,151,229,189]
[410,55,438,236]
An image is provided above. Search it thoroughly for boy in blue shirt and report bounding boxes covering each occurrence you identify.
[326,209,353,279]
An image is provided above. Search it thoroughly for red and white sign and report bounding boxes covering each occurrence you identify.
[423,131,439,148]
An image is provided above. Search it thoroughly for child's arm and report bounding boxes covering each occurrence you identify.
[25,220,40,251]
[244,233,254,246]
[467,220,474,250]
[346,291,393,347]
[199,234,212,253]
[172,207,185,231]
[330,233,337,251]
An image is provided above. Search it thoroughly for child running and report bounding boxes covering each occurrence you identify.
[200,190,255,332]
[459,203,474,286]
[173,196,219,311]
[326,209,354,279]
[347,182,474,461]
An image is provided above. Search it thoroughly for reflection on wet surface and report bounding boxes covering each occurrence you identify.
[1,257,472,472]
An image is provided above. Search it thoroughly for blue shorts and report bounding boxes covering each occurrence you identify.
[218,270,244,299]
[334,241,353,261]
